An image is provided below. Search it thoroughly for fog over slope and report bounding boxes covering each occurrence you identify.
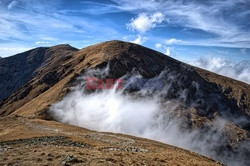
[51,66,250,166]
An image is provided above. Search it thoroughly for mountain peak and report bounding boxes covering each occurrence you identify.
[50,44,78,50]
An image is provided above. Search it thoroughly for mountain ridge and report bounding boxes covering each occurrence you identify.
[0,40,249,128]
[0,44,78,102]
[0,40,249,165]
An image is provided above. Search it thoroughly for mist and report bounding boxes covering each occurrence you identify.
[50,67,249,166]
[190,57,250,84]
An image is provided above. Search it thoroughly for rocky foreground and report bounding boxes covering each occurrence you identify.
[0,115,222,166]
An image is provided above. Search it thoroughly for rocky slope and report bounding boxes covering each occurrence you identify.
[0,40,249,165]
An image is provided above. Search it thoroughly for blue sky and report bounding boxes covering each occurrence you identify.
[0,0,250,83]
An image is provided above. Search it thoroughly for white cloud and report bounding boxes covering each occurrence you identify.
[190,57,250,84]
[0,46,32,57]
[35,41,51,44]
[51,67,250,165]
[127,12,165,33]
[165,48,171,56]
[113,0,250,48]
[130,35,146,45]
[7,0,18,10]
[154,42,174,56]
[0,0,120,55]
[154,38,250,49]
[155,43,162,48]
[165,38,183,45]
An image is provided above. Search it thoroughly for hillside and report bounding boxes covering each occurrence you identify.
[0,44,78,115]
[0,40,249,165]
[0,115,222,165]
[0,45,78,102]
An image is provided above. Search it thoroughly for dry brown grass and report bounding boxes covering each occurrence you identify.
[0,115,223,166]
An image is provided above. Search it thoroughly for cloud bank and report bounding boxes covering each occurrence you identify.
[50,67,250,166]
[190,57,250,84]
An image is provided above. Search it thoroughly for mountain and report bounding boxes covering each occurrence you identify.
[0,44,78,115]
[0,45,78,102]
[0,40,249,165]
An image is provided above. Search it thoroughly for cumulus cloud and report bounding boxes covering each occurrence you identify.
[165,38,183,45]
[165,48,171,56]
[130,35,146,45]
[155,39,182,56]
[190,57,250,84]
[155,42,174,56]
[127,12,165,33]
[155,43,162,48]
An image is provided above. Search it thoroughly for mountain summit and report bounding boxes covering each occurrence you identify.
[0,40,249,165]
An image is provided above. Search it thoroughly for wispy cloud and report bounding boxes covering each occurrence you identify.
[165,38,183,45]
[7,0,18,10]
[35,41,52,44]
[1,0,250,60]
[0,0,121,52]
[0,45,32,57]
[112,0,250,48]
